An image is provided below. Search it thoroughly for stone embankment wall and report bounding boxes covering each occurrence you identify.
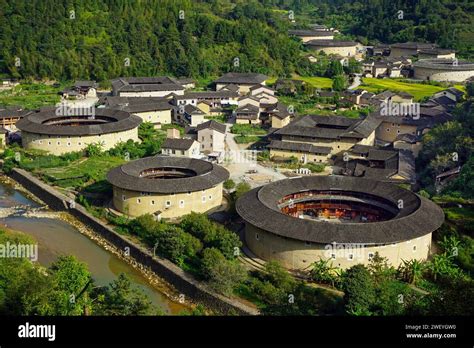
[7,167,258,315]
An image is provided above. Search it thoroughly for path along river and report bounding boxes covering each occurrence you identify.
[0,178,187,314]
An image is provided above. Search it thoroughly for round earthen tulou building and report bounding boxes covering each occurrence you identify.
[236,176,444,270]
[17,107,141,155]
[107,156,229,219]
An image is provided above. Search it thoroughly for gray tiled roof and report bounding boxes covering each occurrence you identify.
[446,87,464,98]
[16,108,142,136]
[196,120,226,134]
[175,91,239,100]
[107,156,229,194]
[268,140,331,154]
[111,77,184,94]
[162,138,196,150]
[214,72,268,85]
[74,80,97,88]
[117,101,174,113]
[103,96,171,107]
[236,104,259,114]
[274,114,379,140]
[306,39,358,47]
[395,133,420,143]
[391,42,436,50]
[266,103,292,119]
[236,176,444,244]
[350,144,398,161]
[288,30,333,36]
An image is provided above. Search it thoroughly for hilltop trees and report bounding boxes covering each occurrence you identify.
[0,0,301,81]
[279,0,474,59]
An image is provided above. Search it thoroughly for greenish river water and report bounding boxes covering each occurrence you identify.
[0,180,186,315]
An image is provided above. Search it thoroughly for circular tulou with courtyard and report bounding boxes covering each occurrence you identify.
[16,108,142,155]
[106,156,229,219]
[236,176,444,270]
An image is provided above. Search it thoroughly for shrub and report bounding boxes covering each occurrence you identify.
[1,158,15,173]
[342,264,376,315]
[200,248,247,296]
[303,162,325,173]
[85,143,104,157]
[179,213,241,259]
[128,214,202,265]
[223,179,236,190]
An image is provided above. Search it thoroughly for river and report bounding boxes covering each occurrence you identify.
[0,179,186,315]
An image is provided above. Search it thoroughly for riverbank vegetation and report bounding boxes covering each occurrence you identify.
[0,228,161,315]
[115,213,245,296]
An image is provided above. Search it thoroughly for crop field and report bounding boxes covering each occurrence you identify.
[267,75,333,89]
[0,82,63,109]
[361,78,465,101]
[38,156,125,191]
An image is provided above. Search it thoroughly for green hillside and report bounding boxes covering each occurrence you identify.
[0,0,302,81]
[268,0,474,59]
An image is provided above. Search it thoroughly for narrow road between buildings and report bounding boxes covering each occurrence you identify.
[348,74,362,90]
[223,123,286,187]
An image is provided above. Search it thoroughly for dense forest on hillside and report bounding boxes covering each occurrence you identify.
[0,0,302,81]
[269,0,474,58]
[1,0,473,81]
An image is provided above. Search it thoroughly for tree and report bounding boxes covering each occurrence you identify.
[327,60,344,77]
[179,212,241,259]
[466,82,474,98]
[200,248,247,296]
[443,156,474,199]
[424,278,474,315]
[234,182,251,201]
[332,75,346,92]
[93,274,159,315]
[223,179,236,190]
[368,252,396,284]
[427,253,462,281]
[129,214,202,264]
[49,256,93,315]
[344,58,362,74]
[0,229,160,316]
[85,142,104,157]
[310,258,339,287]
[439,235,461,257]
[263,261,297,294]
[342,265,375,315]
[0,249,93,315]
[398,259,425,285]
